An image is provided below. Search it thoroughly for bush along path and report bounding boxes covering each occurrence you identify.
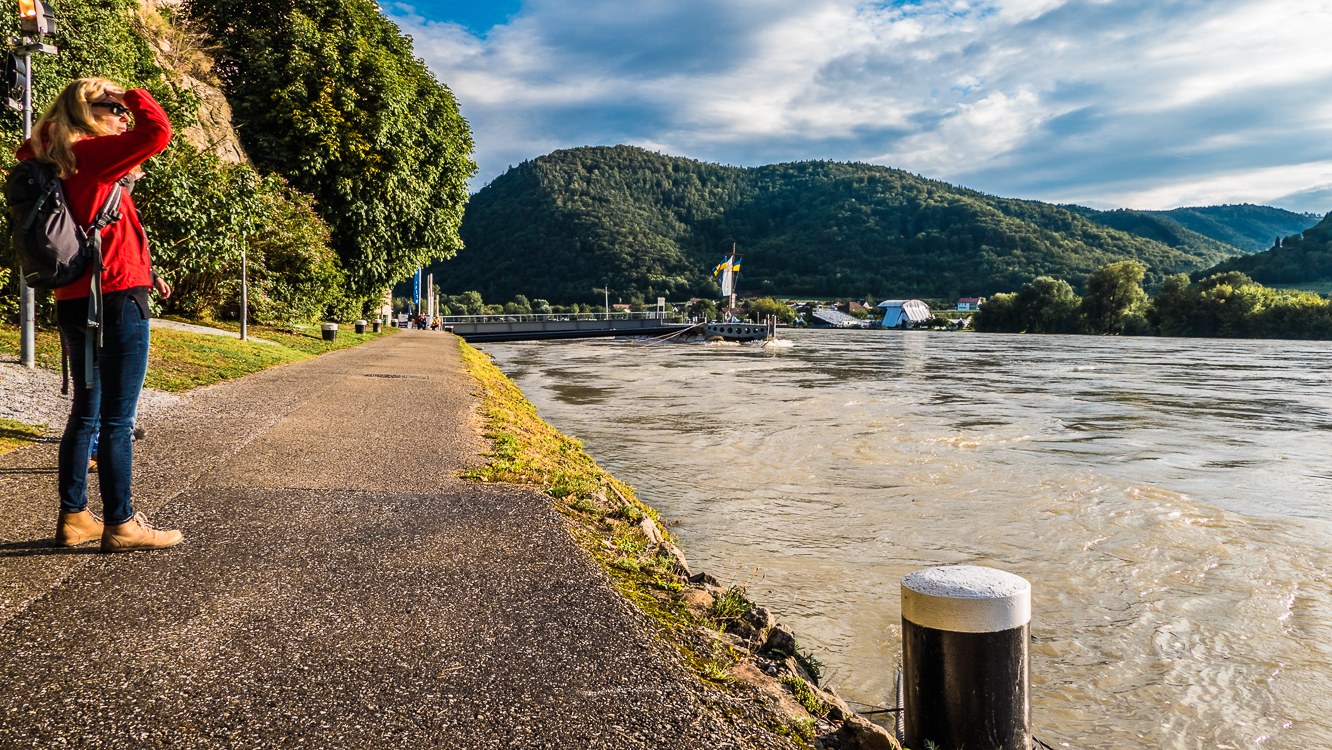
[459,339,901,750]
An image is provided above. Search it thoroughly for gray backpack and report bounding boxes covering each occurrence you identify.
[6,158,124,290]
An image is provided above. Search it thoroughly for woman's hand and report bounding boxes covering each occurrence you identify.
[153,275,172,299]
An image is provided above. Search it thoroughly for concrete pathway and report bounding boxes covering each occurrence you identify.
[0,332,782,749]
[149,317,273,345]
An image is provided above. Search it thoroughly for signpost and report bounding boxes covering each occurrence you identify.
[9,0,57,369]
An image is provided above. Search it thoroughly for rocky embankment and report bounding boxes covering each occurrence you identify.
[598,508,901,750]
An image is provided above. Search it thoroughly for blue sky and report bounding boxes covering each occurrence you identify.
[386,0,1332,213]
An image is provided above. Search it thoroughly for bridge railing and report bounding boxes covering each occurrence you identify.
[432,311,677,324]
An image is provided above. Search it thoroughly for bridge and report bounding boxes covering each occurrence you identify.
[432,312,696,343]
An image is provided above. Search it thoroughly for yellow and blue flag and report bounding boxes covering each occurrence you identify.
[712,257,731,277]
[731,257,742,273]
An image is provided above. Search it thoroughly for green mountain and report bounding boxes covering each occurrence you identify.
[1067,204,1320,254]
[431,146,1247,304]
[1200,212,1332,285]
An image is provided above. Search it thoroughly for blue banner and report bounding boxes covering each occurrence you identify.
[413,269,421,309]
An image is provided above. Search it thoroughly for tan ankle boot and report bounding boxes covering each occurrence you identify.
[55,509,104,547]
[100,512,184,553]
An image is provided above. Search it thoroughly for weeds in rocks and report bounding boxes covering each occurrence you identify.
[709,586,753,623]
[795,649,825,685]
[611,503,645,523]
[611,558,641,573]
[568,497,599,514]
[651,575,683,593]
[615,537,648,555]
[780,676,829,719]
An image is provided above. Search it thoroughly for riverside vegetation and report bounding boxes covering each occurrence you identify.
[458,339,903,749]
[976,226,1332,340]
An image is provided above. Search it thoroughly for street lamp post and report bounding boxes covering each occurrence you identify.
[9,0,57,369]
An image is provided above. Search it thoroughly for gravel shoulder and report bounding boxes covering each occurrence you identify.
[0,331,796,749]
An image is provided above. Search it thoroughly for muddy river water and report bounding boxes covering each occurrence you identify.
[478,329,1332,749]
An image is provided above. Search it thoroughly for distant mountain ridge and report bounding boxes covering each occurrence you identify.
[431,146,1303,303]
[1201,211,1332,285]
[1067,204,1320,255]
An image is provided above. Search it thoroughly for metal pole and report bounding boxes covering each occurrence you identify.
[240,245,247,341]
[604,285,609,319]
[18,46,34,368]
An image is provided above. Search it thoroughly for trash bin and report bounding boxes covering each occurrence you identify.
[355,319,367,334]
[372,320,382,333]
[322,322,338,341]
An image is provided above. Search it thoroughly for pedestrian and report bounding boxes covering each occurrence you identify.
[18,78,182,552]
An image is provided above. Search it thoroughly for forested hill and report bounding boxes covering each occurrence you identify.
[1067,204,1320,255]
[433,146,1245,304]
[1201,212,1332,285]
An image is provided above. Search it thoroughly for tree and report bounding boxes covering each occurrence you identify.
[1081,261,1148,334]
[973,293,1021,333]
[689,299,717,320]
[745,298,796,325]
[186,0,476,298]
[1015,276,1082,334]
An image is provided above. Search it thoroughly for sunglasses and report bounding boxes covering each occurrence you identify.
[91,101,131,118]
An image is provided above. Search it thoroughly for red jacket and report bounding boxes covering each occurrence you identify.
[15,89,173,300]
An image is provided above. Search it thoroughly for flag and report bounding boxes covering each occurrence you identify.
[731,257,742,274]
[712,257,731,277]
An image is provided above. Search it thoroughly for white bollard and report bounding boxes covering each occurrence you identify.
[902,565,1031,750]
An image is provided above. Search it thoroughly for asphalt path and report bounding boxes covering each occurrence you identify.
[0,331,788,749]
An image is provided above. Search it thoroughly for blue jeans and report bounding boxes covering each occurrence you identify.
[58,297,150,526]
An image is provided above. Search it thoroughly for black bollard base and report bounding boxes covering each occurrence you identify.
[902,565,1032,750]
[904,621,1030,750]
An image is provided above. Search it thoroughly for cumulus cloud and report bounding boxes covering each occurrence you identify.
[388,0,1332,211]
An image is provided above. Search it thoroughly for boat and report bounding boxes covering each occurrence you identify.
[695,246,782,342]
[701,320,775,341]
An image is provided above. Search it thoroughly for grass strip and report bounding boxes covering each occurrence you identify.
[457,338,808,747]
[0,322,395,393]
[0,417,44,455]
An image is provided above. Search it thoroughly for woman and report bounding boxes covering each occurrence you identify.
[17,78,180,552]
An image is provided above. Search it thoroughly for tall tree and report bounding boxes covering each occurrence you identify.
[185,0,476,297]
[1081,261,1148,335]
[1016,276,1083,334]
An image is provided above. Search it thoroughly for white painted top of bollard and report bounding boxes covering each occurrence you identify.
[322,322,338,330]
[901,565,1031,633]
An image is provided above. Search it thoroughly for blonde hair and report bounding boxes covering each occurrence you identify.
[31,77,127,178]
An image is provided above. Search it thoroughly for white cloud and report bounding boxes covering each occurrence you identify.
[1082,160,1332,212]
[388,0,1332,211]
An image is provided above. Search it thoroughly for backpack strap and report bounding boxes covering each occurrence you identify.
[81,180,128,385]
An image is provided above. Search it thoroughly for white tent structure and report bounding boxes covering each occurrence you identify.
[878,299,932,328]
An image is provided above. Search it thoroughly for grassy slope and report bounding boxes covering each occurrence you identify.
[0,322,395,454]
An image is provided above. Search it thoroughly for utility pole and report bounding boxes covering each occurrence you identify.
[9,0,56,368]
[604,285,609,318]
[239,245,247,341]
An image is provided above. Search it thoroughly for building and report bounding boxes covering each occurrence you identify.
[878,299,932,328]
[811,309,870,328]
[957,297,983,311]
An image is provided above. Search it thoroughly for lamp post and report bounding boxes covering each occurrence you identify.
[9,0,56,369]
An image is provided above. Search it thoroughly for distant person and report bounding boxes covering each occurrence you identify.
[18,78,182,552]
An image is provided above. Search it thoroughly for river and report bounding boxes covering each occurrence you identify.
[477,329,1332,749]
